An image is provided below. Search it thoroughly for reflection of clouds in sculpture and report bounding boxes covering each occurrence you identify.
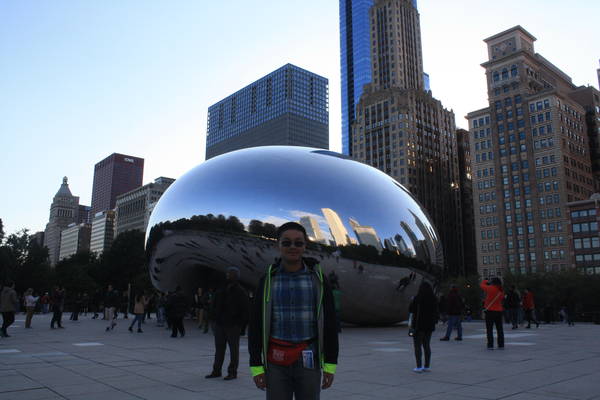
[145,146,444,325]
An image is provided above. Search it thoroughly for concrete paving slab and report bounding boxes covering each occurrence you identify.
[0,314,599,399]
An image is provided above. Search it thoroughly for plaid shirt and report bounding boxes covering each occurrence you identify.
[270,265,317,342]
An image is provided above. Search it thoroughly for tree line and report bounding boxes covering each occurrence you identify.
[0,218,150,297]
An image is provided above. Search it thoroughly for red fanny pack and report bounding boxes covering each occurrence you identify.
[267,338,309,366]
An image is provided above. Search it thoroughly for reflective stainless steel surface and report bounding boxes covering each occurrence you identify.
[146,146,444,325]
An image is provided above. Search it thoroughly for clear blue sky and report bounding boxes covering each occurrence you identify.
[1,0,598,235]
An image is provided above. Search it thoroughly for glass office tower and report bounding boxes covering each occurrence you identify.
[206,64,328,159]
[340,0,373,156]
[340,0,419,156]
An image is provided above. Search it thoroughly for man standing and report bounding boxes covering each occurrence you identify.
[0,281,18,337]
[105,284,119,331]
[505,285,521,329]
[205,267,249,381]
[166,286,187,338]
[249,222,339,399]
[439,284,464,341]
[50,286,65,329]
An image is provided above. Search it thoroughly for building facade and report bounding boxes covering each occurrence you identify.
[90,210,116,256]
[567,195,600,275]
[58,223,91,261]
[349,0,463,274]
[467,26,595,277]
[91,153,144,216]
[457,128,477,275]
[205,64,329,159]
[44,177,81,266]
[114,177,175,237]
[568,86,600,191]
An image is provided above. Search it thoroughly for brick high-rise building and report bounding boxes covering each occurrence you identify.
[349,0,463,274]
[91,153,144,216]
[467,26,596,277]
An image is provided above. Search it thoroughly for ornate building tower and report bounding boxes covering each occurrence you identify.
[44,177,80,266]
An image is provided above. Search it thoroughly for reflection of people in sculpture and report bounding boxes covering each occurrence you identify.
[396,277,411,291]
[249,222,339,398]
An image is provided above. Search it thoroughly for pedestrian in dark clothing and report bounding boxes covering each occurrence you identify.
[439,284,464,341]
[248,222,339,398]
[50,286,66,329]
[104,285,119,331]
[70,293,82,321]
[206,266,250,380]
[564,290,576,326]
[1,282,18,337]
[202,288,215,334]
[480,277,504,349]
[166,287,187,337]
[409,281,438,372]
[505,285,521,329]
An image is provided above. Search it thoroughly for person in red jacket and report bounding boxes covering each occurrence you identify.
[480,277,504,349]
[522,288,539,329]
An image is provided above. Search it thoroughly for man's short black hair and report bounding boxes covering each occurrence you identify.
[277,222,308,241]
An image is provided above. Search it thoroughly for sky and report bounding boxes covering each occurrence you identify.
[1,0,599,235]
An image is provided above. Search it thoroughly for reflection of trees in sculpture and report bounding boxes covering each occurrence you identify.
[146,213,442,280]
[248,220,277,239]
[146,214,245,261]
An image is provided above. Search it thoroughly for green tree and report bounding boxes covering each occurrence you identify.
[99,230,148,293]
[0,218,4,242]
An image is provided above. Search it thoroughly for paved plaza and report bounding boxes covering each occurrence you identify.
[1,313,599,399]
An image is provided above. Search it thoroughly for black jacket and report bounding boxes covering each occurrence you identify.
[214,281,249,327]
[166,292,188,319]
[445,289,464,316]
[248,258,339,374]
[409,293,438,332]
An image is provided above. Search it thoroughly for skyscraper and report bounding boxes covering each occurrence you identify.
[340,0,373,156]
[348,0,463,273]
[90,153,144,216]
[44,177,81,266]
[467,26,596,276]
[205,64,329,160]
[340,0,426,156]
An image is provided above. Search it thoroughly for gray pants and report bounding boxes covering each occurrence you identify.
[266,358,321,400]
[212,324,240,375]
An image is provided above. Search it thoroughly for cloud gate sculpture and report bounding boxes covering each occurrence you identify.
[145,146,444,325]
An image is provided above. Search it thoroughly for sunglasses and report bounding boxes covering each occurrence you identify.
[280,240,306,248]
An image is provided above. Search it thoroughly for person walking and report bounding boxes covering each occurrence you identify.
[194,287,205,329]
[40,292,50,314]
[205,267,249,381]
[156,292,166,327]
[70,293,82,321]
[409,281,438,372]
[166,286,187,338]
[521,288,539,328]
[1,281,18,337]
[24,288,39,328]
[104,284,119,331]
[480,277,505,350]
[248,222,339,399]
[50,286,65,329]
[439,284,464,341]
[202,288,215,334]
[505,285,521,329]
[129,294,147,333]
